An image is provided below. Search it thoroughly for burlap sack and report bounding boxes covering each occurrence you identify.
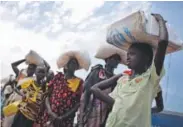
[57,50,91,71]
[106,11,183,54]
[95,43,127,65]
[25,50,44,66]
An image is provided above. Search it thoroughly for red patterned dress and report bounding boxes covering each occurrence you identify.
[39,72,83,127]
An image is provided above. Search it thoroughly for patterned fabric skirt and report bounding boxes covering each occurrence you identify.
[83,88,111,127]
[85,100,108,127]
[39,110,75,127]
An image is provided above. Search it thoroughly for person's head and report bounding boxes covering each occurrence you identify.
[27,64,37,77]
[105,54,121,69]
[127,43,153,72]
[35,66,46,82]
[64,58,79,74]
[47,70,54,82]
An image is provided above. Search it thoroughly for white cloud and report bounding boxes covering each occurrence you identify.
[32,2,40,8]
[0,1,152,79]
[18,1,27,11]
[11,7,18,16]
[10,46,23,54]
[0,21,61,77]
[61,1,105,24]
[0,4,16,21]
[51,23,63,33]
[17,12,30,22]
[44,11,51,17]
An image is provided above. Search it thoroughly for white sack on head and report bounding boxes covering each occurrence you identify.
[25,50,44,66]
[95,43,127,65]
[57,50,91,71]
[106,11,183,54]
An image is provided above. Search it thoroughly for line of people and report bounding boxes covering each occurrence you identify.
[1,13,167,127]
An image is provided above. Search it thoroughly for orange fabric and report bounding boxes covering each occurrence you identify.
[123,70,132,76]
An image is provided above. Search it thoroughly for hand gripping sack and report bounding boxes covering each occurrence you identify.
[57,50,91,71]
[25,50,44,66]
[106,11,183,54]
[95,43,127,65]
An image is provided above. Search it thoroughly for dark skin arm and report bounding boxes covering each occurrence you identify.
[1,82,10,95]
[58,103,80,120]
[152,14,169,76]
[45,96,58,119]
[79,70,101,125]
[43,60,50,73]
[11,59,26,77]
[83,71,96,111]
[45,93,79,121]
[1,76,14,94]
[91,74,122,107]
[152,91,164,114]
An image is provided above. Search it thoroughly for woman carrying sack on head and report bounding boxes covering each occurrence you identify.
[78,43,126,127]
[38,50,90,127]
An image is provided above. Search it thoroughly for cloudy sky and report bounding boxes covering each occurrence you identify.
[0,1,183,113]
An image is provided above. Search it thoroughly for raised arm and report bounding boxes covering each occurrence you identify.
[43,59,50,73]
[152,91,164,114]
[152,14,169,75]
[11,59,26,77]
[91,74,122,107]
[1,75,13,94]
[1,81,10,95]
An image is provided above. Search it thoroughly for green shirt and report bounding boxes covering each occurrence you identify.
[106,62,165,127]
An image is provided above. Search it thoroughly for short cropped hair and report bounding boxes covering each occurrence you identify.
[129,43,153,66]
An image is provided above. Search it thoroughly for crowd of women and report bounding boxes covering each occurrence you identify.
[1,13,168,127]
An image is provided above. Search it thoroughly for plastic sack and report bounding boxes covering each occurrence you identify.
[25,50,44,66]
[57,50,91,71]
[0,75,15,86]
[4,85,13,95]
[3,101,21,117]
[106,11,183,54]
[95,43,127,65]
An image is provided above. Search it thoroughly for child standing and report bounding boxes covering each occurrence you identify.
[91,13,168,127]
